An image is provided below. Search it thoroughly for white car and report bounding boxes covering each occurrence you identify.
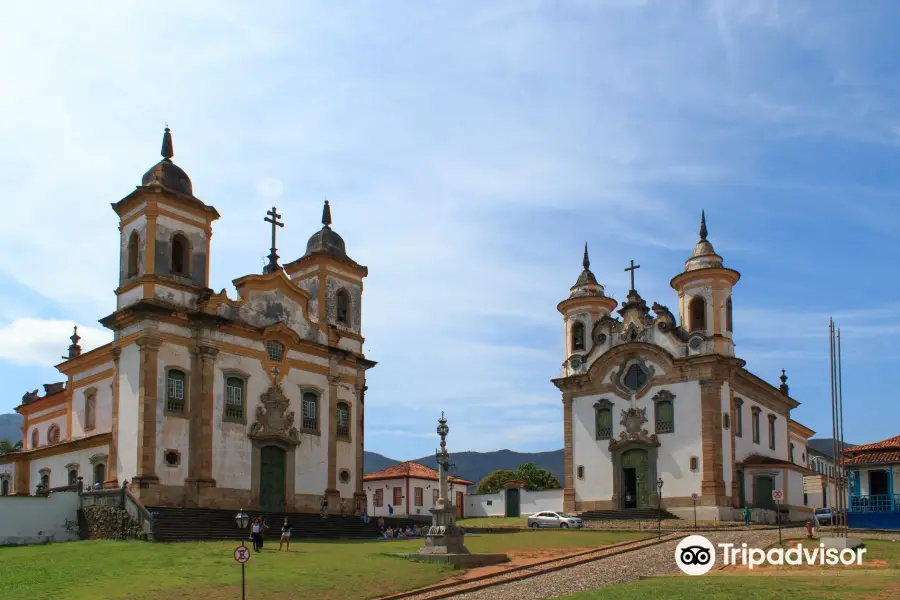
[527,511,584,529]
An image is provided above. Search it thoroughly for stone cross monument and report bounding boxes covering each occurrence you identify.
[420,412,469,555]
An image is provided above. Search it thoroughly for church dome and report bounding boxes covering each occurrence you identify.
[684,210,724,272]
[141,127,193,196]
[568,243,608,298]
[304,200,348,259]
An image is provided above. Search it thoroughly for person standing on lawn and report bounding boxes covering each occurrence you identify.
[279,518,291,551]
[250,518,262,551]
[259,518,269,549]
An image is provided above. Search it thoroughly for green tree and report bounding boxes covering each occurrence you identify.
[514,462,560,491]
[0,440,21,455]
[475,469,517,494]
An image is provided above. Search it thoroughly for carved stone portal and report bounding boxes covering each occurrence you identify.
[248,382,300,445]
[609,407,659,451]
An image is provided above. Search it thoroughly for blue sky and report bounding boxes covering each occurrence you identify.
[0,1,898,461]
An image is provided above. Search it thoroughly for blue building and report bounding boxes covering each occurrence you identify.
[844,435,900,530]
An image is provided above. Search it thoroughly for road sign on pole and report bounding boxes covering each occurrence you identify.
[772,490,783,545]
[691,493,698,529]
[234,545,251,564]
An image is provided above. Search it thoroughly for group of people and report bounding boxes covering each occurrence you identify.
[249,517,293,552]
[377,519,428,540]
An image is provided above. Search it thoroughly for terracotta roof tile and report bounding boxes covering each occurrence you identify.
[843,435,900,454]
[843,450,900,465]
[362,461,473,485]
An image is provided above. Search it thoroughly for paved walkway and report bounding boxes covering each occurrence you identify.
[437,527,807,600]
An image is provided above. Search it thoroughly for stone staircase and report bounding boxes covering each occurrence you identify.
[146,507,428,543]
[578,508,680,521]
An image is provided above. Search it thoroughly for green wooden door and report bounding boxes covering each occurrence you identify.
[505,488,520,517]
[260,446,286,512]
[737,470,746,506]
[622,449,650,508]
[755,476,774,509]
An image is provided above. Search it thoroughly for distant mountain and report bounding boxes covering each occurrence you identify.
[364,448,565,489]
[0,413,23,444]
[808,438,857,459]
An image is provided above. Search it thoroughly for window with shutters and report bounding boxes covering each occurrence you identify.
[336,402,350,439]
[595,405,613,439]
[84,390,97,431]
[392,487,402,506]
[374,488,383,507]
[224,376,245,422]
[414,487,423,506]
[166,369,186,414]
[655,400,674,434]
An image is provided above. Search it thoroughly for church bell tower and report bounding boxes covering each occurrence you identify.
[557,244,617,375]
[111,127,220,311]
[669,211,740,357]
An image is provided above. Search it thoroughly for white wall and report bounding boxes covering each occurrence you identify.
[117,342,141,483]
[156,342,192,486]
[0,490,80,545]
[465,489,564,517]
[28,444,110,492]
[363,477,468,517]
[572,379,702,503]
[733,395,788,463]
[71,368,114,439]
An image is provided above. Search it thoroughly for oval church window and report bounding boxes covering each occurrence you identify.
[623,363,649,392]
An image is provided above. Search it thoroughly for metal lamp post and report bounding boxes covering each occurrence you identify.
[657,478,664,539]
[235,510,249,600]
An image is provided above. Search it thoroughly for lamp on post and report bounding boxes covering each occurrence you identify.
[234,510,249,600]
[657,478,664,539]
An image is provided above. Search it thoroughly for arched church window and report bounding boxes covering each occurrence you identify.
[266,340,284,362]
[336,402,350,439]
[127,231,140,278]
[68,469,78,485]
[85,391,96,431]
[655,401,674,434]
[689,297,706,332]
[170,233,190,275]
[31,428,39,450]
[595,407,613,439]
[726,296,733,333]
[623,364,648,392]
[301,391,319,431]
[93,463,106,487]
[571,321,585,352]
[224,376,245,421]
[336,289,351,326]
[166,369,186,413]
[39,470,50,490]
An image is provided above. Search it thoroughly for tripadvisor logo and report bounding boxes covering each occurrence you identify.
[675,535,867,575]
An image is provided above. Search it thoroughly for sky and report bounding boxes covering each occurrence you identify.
[0,1,898,461]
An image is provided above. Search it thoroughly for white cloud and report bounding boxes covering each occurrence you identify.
[0,319,113,368]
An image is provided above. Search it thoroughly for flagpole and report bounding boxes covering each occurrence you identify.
[837,327,846,536]
[828,318,839,536]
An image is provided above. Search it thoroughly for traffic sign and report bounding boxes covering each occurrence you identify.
[772,489,783,501]
[691,493,698,501]
[234,545,251,564]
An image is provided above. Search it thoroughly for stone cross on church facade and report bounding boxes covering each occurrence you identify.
[263,206,285,274]
[624,259,640,292]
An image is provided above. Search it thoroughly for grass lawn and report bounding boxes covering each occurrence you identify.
[0,531,645,600]
[458,516,529,527]
[558,539,900,600]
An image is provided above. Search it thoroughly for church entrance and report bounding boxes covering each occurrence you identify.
[754,475,774,510]
[259,445,287,512]
[621,448,650,509]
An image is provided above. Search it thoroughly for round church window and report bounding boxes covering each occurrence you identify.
[339,469,350,484]
[48,425,61,444]
[164,450,180,467]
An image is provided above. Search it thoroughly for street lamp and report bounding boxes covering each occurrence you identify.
[657,478,664,539]
[235,510,249,600]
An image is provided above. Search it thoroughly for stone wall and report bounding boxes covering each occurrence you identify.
[80,505,148,541]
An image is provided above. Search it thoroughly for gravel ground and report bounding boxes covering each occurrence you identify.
[438,527,807,600]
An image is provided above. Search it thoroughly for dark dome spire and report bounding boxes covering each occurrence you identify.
[582,242,590,271]
[161,126,174,160]
[699,209,708,241]
[142,126,193,196]
[305,198,347,258]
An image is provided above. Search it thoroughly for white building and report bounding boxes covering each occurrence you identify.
[362,461,472,518]
[553,213,816,521]
[0,128,374,514]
